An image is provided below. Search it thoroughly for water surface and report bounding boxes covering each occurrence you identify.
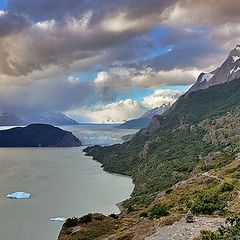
[0,125,137,240]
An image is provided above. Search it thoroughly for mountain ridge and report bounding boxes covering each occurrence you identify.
[85,76,240,196]
[0,124,82,147]
[189,45,240,92]
[117,103,170,129]
[59,46,240,240]
[0,111,79,126]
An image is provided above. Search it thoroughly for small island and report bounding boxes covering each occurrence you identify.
[0,124,82,147]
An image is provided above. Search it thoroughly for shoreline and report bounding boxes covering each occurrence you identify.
[116,201,124,212]
[83,147,134,214]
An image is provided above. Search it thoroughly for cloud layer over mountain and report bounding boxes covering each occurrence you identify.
[0,0,239,122]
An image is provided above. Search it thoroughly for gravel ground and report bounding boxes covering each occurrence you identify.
[145,217,225,240]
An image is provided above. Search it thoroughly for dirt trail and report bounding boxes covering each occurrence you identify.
[145,217,225,240]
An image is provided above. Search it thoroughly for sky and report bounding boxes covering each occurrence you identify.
[0,0,239,123]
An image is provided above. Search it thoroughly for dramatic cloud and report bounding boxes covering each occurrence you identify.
[94,67,198,97]
[1,0,238,81]
[164,0,240,28]
[0,76,95,114]
[8,0,176,21]
[66,88,184,123]
[67,99,148,123]
[0,11,30,37]
[0,0,239,121]
[141,89,183,108]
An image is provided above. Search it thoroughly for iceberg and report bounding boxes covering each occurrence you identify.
[6,192,31,199]
[50,217,67,222]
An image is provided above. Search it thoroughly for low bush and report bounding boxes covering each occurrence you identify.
[196,213,240,240]
[64,217,79,228]
[78,214,92,224]
[191,192,227,215]
[219,182,234,192]
[109,213,119,219]
[127,205,134,213]
[150,203,168,218]
[165,189,173,194]
[139,211,148,218]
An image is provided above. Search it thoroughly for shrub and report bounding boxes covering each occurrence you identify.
[139,211,148,218]
[196,213,240,240]
[127,205,134,213]
[150,203,168,218]
[191,192,227,215]
[64,217,79,228]
[78,214,92,224]
[195,230,221,240]
[94,214,104,221]
[109,213,118,219]
[165,189,173,194]
[219,182,234,192]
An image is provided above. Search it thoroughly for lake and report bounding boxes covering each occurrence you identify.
[0,124,137,240]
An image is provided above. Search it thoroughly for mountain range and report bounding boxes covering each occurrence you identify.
[87,45,240,197]
[59,45,240,239]
[117,103,171,129]
[0,111,79,126]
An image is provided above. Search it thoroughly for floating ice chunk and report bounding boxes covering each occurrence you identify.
[50,217,67,222]
[6,192,31,199]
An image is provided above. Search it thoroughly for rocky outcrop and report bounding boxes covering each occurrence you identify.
[193,108,240,150]
[146,115,162,133]
[121,133,136,142]
[0,124,81,147]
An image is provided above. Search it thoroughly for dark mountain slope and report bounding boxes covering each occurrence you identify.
[117,117,151,129]
[85,78,240,197]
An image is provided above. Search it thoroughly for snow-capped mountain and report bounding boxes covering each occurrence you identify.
[0,111,79,126]
[117,103,171,129]
[141,103,171,119]
[20,112,79,126]
[0,112,26,126]
[189,45,240,92]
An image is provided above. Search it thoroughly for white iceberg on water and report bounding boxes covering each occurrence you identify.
[50,217,67,222]
[6,192,31,199]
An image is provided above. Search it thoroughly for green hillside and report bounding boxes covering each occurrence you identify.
[85,78,240,199]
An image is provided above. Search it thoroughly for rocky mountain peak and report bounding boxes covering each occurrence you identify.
[141,102,171,119]
[188,45,240,93]
[228,45,240,58]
